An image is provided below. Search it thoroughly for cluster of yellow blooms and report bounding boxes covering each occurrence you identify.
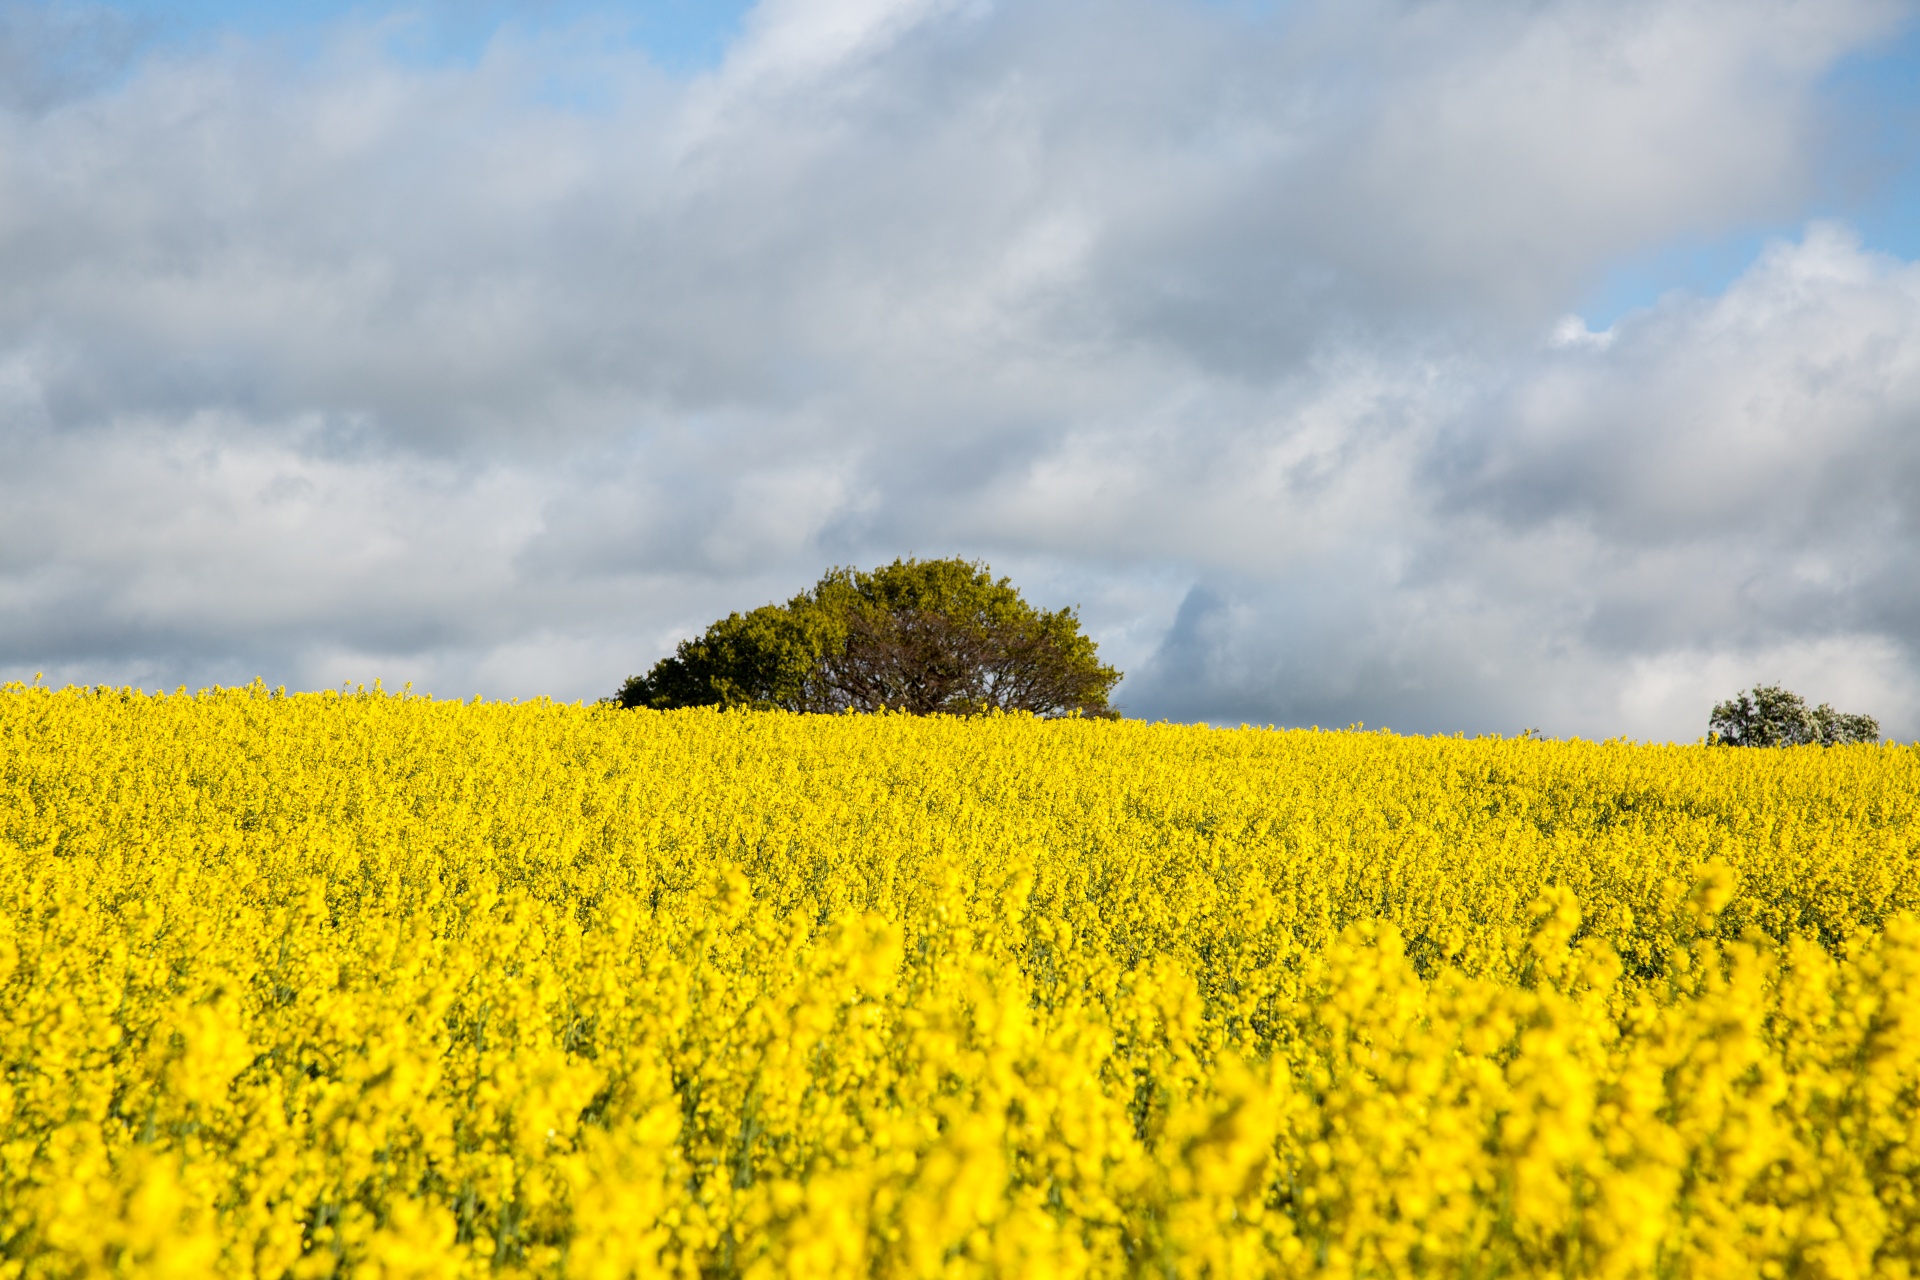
[2,684,1918,1277]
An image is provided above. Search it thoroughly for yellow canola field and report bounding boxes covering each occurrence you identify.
[3,686,1920,1279]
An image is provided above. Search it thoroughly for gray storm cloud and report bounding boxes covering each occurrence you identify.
[0,0,1915,740]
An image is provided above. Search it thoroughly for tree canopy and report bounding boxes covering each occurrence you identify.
[1707,683,1879,746]
[616,558,1121,717]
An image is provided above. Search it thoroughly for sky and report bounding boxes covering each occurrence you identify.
[3,0,1920,740]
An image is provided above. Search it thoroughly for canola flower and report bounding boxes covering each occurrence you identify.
[2,683,1919,1278]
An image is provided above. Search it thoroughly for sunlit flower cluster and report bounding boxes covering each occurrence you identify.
[2,683,1918,1277]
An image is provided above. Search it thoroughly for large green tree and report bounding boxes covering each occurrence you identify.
[616,558,1120,717]
[1708,683,1879,746]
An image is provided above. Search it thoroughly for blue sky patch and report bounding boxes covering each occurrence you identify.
[98,0,755,71]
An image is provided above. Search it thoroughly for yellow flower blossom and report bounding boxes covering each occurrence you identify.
[2,682,1918,1276]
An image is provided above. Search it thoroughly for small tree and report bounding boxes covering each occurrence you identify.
[1707,684,1878,746]
[617,558,1121,717]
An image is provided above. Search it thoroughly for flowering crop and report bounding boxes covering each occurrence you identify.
[2,684,1918,1277]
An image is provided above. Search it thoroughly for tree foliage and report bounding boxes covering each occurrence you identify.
[1708,683,1879,747]
[617,558,1121,717]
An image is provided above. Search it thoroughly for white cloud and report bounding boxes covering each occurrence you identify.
[0,0,1916,741]
[1547,316,1613,350]
[1125,226,1920,736]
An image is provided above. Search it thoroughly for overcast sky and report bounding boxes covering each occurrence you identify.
[3,0,1919,739]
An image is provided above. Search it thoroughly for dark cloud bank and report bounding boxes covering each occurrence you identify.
[3,0,1918,740]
